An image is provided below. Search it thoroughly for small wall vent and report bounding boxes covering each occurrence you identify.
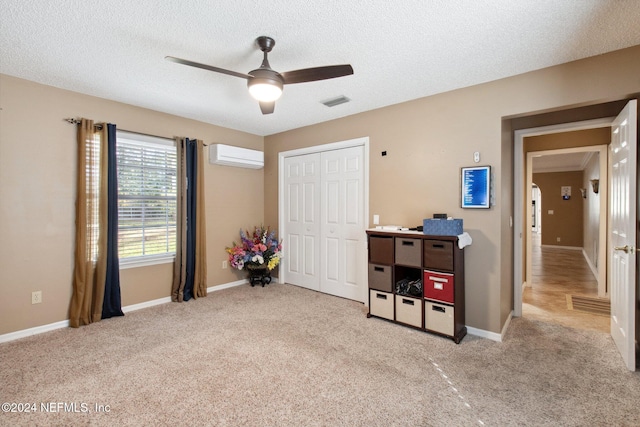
[321,95,351,107]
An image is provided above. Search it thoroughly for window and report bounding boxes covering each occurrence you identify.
[116,131,177,267]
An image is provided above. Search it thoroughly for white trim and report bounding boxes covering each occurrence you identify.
[582,249,599,284]
[466,327,501,342]
[278,137,370,304]
[501,310,514,340]
[467,311,513,342]
[0,279,248,344]
[0,320,70,344]
[207,278,252,292]
[513,118,612,318]
[117,130,174,148]
[119,254,175,269]
[539,244,582,250]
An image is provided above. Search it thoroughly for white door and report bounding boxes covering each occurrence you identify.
[284,153,321,291]
[609,99,637,371]
[320,146,365,300]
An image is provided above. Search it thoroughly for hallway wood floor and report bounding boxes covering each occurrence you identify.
[522,233,610,333]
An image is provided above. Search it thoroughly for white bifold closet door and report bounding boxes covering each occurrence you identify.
[284,145,364,301]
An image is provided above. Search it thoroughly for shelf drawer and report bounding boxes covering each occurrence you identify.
[369,290,394,320]
[395,238,421,267]
[423,240,454,271]
[368,263,392,292]
[423,270,454,304]
[395,295,422,328]
[425,301,454,336]
[369,236,394,265]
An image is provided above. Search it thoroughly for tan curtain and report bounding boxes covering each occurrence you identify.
[173,137,187,302]
[172,138,207,302]
[69,119,108,327]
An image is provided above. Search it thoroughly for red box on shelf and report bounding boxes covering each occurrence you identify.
[423,270,454,304]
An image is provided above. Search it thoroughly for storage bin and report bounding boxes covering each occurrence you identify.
[423,218,463,236]
[369,290,394,320]
[395,296,422,328]
[368,263,393,292]
[424,270,454,304]
[423,240,454,271]
[425,301,454,336]
[394,237,421,267]
[369,235,394,265]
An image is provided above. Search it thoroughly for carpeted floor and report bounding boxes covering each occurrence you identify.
[1,283,638,426]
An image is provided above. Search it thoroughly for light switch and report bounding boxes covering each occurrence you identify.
[373,214,380,225]
[548,210,554,215]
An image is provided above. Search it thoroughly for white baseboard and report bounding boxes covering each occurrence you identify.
[582,249,598,280]
[0,279,249,344]
[466,311,513,343]
[466,326,502,342]
[501,311,514,341]
[0,320,70,344]
[540,244,581,250]
[207,278,249,292]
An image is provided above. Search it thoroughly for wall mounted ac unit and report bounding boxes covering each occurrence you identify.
[209,144,264,169]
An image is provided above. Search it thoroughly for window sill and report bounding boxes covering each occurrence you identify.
[119,254,175,270]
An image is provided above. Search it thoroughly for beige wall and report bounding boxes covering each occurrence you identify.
[2,45,639,337]
[265,45,640,334]
[532,171,584,247]
[0,75,264,335]
[525,127,611,152]
[583,154,601,268]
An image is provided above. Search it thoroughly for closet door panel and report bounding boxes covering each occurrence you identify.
[284,153,320,291]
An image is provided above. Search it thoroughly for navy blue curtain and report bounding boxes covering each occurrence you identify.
[102,124,124,318]
[182,139,197,301]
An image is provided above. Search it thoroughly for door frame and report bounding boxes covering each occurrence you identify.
[277,137,370,304]
[513,118,613,317]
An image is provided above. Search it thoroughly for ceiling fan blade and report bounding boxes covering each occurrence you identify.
[259,101,275,115]
[165,56,251,80]
[281,64,353,85]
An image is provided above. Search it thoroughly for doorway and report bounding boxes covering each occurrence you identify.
[513,119,612,319]
[513,99,638,371]
[523,150,609,333]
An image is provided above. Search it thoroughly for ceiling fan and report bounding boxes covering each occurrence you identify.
[166,36,353,115]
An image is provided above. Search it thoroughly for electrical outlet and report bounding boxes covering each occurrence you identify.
[557,237,561,242]
[32,291,42,304]
[373,214,380,225]
[222,260,228,269]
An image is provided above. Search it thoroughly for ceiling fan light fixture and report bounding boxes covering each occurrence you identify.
[248,81,283,102]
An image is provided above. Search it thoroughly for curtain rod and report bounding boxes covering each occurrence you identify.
[64,118,208,145]
[65,118,103,130]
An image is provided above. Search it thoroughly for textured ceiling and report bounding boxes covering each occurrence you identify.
[2,1,640,136]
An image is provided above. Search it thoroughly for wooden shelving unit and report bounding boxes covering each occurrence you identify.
[366,229,466,344]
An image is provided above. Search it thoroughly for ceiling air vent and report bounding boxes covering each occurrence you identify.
[321,95,351,107]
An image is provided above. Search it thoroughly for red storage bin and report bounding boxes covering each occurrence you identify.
[423,270,454,304]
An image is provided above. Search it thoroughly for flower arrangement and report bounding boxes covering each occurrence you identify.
[226,226,283,271]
